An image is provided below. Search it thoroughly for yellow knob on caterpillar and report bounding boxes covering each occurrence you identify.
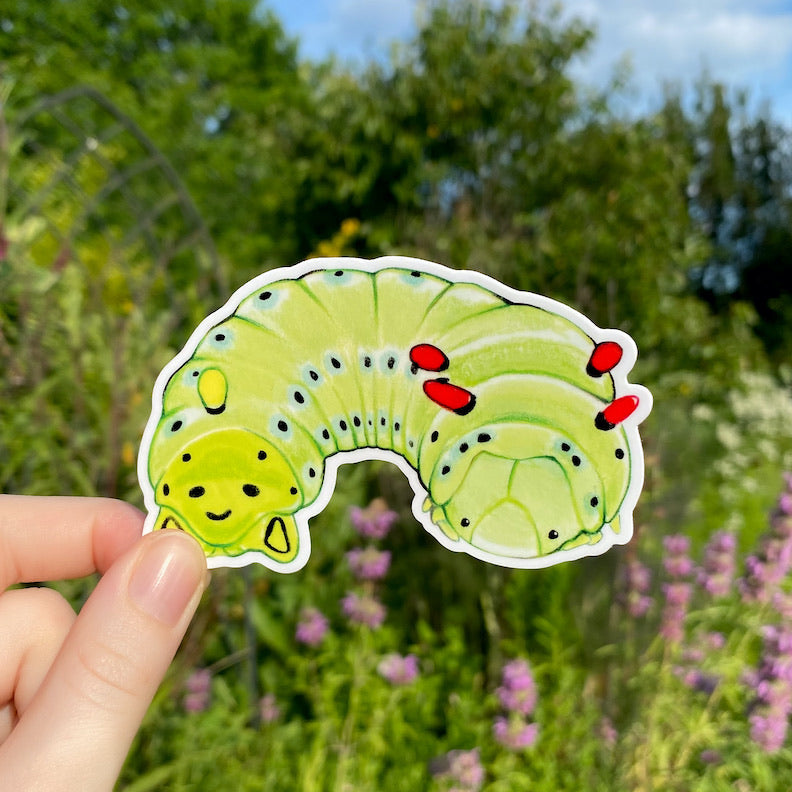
[198,368,228,414]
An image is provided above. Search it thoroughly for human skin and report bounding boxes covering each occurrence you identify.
[0,496,208,791]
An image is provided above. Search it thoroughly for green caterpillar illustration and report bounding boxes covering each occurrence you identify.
[139,256,651,571]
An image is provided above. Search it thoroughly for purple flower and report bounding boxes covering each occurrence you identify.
[296,607,329,647]
[349,498,398,539]
[346,546,391,580]
[628,594,653,618]
[662,534,694,582]
[493,715,539,750]
[664,556,695,577]
[621,560,653,617]
[660,535,694,645]
[705,632,726,651]
[748,624,792,751]
[698,531,737,598]
[496,686,538,718]
[682,647,705,664]
[678,668,720,695]
[750,712,789,752]
[501,658,533,690]
[663,534,691,556]
[492,658,540,753]
[741,556,770,603]
[377,653,419,685]
[663,582,693,607]
[774,592,792,620]
[742,669,760,688]
[259,693,280,723]
[443,748,485,790]
[341,591,386,629]
[660,617,685,643]
[183,692,209,713]
[183,670,211,712]
[740,476,792,603]
[599,717,618,746]
[185,668,211,695]
[660,582,692,643]
[714,533,736,552]
[699,749,722,765]
[496,659,537,716]
[627,561,652,592]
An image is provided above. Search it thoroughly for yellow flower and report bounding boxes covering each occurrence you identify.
[316,240,340,257]
[340,218,361,237]
[121,441,135,467]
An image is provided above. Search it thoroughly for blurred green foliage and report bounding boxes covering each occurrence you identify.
[2,0,792,789]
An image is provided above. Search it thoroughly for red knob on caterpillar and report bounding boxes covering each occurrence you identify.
[423,378,476,416]
[410,343,449,372]
[587,341,623,377]
[595,395,639,430]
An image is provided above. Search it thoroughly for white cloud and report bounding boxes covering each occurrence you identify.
[267,0,792,122]
[562,0,792,120]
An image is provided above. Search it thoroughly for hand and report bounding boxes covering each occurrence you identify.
[0,496,208,791]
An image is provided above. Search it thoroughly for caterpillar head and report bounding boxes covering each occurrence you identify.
[433,452,597,560]
[152,428,302,564]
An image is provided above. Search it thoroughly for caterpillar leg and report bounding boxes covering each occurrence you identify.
[424,496,462,543]
[151,428,302,564]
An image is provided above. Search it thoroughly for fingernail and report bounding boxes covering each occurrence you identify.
[128,533,206,626]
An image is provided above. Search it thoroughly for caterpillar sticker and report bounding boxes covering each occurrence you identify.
[138,256,652,571]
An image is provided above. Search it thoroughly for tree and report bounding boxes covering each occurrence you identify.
[315,1,703,342]
[252,2,595,258]
[686,82,792,360]
[1,0,310,267]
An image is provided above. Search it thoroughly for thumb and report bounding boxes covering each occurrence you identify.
[0,530,208,792]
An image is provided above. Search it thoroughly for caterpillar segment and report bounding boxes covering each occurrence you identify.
[375,270,451,447]
[396,280,505,461]
[141,258,649,571]
[235,284,368,450]
[437,304,616,400]
[292,269,379,447]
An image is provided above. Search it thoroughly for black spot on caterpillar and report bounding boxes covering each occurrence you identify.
[140,256,651,572]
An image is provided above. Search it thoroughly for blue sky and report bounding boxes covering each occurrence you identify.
[265,0,792,124]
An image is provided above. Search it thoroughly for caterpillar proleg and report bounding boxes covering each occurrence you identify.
[138,256,652,571]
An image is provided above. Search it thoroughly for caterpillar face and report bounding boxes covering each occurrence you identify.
[140,256,651,571]
[154,428,301,563]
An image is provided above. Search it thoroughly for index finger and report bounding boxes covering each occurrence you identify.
[0,496,144,591]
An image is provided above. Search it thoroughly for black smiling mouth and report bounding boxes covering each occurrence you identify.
[206,509,232,521]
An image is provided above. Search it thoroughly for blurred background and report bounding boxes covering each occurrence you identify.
[2,1,792,789]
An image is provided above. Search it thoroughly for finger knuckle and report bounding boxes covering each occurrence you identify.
[72,638,149,711]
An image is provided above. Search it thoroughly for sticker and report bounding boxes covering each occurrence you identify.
[138,256,652,571]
